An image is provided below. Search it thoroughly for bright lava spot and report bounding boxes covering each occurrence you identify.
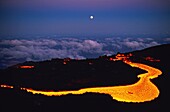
[145,57,160,62]
[0,85,13,89]
[19,66,34,69]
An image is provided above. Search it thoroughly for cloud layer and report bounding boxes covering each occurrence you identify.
[0,37,169,68]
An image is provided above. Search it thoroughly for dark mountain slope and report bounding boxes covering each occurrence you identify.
[0,57,145,91]
[131,43,170,68]
[0,44,170,112]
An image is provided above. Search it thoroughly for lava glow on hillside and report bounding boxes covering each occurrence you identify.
[145,57,160,62]
[0,54,162,103]
[0,85,13,89]
[19,66,34,69]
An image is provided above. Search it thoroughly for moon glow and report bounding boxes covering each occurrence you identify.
[90,15,94,20]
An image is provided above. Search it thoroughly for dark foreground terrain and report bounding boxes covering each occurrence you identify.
[0,44,170,112]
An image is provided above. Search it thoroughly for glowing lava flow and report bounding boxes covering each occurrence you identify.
[24,54,162,103]
[0,54,162,103]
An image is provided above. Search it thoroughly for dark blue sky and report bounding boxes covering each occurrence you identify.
[0,0,170,36]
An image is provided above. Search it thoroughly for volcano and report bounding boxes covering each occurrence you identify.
[0,44,170,112]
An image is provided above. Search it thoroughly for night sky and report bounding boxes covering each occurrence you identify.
[0,0,170,68]
[0,0,170,36]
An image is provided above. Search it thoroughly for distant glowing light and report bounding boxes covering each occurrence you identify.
[90,15,94,20]
[0,85,13,89]
[20,66,34,69]
[145,57,160,62]
[63,62,67,65]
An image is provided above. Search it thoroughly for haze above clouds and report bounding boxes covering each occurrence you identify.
[1,37,169,68]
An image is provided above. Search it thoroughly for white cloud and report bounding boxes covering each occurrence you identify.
[165,38,170,41]
[0,38,108,67]
[0,37,166,68]
[123,41,143,48]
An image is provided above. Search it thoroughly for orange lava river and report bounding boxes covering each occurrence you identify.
[0,55,162,103]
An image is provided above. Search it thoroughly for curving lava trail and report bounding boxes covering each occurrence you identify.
[0,54,162,103]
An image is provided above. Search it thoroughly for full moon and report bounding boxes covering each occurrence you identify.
[90,15,94,20]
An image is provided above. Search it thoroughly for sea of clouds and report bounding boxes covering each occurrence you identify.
[0,37,170,68]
